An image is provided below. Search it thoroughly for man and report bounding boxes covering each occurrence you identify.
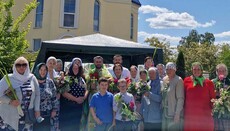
[108,55,130,78]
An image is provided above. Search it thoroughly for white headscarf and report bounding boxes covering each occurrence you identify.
[0,57,33,96]
[12,57,33,83]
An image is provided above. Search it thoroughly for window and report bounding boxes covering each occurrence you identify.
[33,39,41,51]
[35,0,44,28]
[130,14,134,39]
[94,0,100,32]
[61,0,79,28]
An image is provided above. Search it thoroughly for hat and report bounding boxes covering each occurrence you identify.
[166,62,176,71]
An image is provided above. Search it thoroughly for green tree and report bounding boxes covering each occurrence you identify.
[179,30,215,47]
[217,43,230,77]
[179,29,200,47]
[176,51,186,79]
[200,32,215,45]
[178,43,218,77]
[0,0,37,77]
[145,36,175,64]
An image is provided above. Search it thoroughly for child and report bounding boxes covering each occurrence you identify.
[113,79,136,131]
[90,77,114,131]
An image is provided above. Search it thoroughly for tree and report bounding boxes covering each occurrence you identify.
[176,51,186,79]
[200,32,215,45]
[178,43,219,77]
[179,29,200,47]
[0,0,37,77]
[179,30,215,47]
[145,36,175,64]
[217,43,230,77]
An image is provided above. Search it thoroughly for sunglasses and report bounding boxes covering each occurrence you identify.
[15,63,27,68]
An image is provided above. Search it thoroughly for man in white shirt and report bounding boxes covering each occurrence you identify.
[108,55,130,78]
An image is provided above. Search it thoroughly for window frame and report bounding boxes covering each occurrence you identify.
[33,39,42,51]
[34,0,44,28]
[60,0,79,28]
[93,0,100,32]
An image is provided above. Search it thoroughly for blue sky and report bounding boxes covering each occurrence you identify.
[138,0,230,46]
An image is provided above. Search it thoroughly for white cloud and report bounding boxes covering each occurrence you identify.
[139,5,216,29]
[138,31,181,45]
[215,31,230,38]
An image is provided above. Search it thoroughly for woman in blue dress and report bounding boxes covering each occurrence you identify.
[60,58,88,130]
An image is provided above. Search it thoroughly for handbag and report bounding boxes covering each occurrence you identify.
[24,108,37,124]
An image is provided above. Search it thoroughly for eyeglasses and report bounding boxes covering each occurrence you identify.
[15,63,27,68]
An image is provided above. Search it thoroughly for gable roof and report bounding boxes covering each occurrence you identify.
[34,33,163,69]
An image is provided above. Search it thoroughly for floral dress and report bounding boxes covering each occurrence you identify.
[34,79,59,131]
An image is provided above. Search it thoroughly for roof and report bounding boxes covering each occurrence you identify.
[132,0,141,6]
[44,33,152,49]
[34,33,163,69]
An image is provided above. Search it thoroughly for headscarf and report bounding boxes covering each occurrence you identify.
[148,67,161,90]
[68,57,82,77]
[46,56,59,79]
[192,62,205,87]
[34,63,47,80]
[12,57,33,83]
[46,56,57,65]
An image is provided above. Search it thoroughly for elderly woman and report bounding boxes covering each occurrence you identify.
[33,63,59,131]
[212,63,230,131]
[55,59,63,75]
[140,67,162,131]
[212,63,230,97]
[156,64,166,81]
[0,57,40,131]
[60,58,88,130]
[162,62,184,131]
[184,62,215,131]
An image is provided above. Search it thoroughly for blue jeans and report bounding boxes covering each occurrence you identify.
[95,123,112,131]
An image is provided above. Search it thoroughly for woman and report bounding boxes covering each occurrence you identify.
[162,62,184,131]
[130,65,139,84]
[109,64,130,94]
[46,56,60,130]
[212,63,230,97]
[140,67,162,131]
[184,62,215,131]
[156,64,166,81]
[33,63,59,131]
[0,57,40,131]
[46,57,59,80]
[212,63,230,130]
[60,58,88,130]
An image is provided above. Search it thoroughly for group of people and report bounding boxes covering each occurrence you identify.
[0,54,229,131]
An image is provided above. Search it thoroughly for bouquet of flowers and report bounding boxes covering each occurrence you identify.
[0,68,24,116]
[211,86,230,119]
[136,81,150,102]
[87,69,100,92]
[114,95,136,121]
[109,79,119,94]
[54,75,70,94]
[127,83,137,96]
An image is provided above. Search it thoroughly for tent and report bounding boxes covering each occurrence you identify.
[34,33,163,68]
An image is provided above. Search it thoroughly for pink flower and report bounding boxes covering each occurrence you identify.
[114,79,119,84]
[129,101,135,111]
[219,75,225,81]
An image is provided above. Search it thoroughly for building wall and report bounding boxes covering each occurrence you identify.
[12,0,140,51]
